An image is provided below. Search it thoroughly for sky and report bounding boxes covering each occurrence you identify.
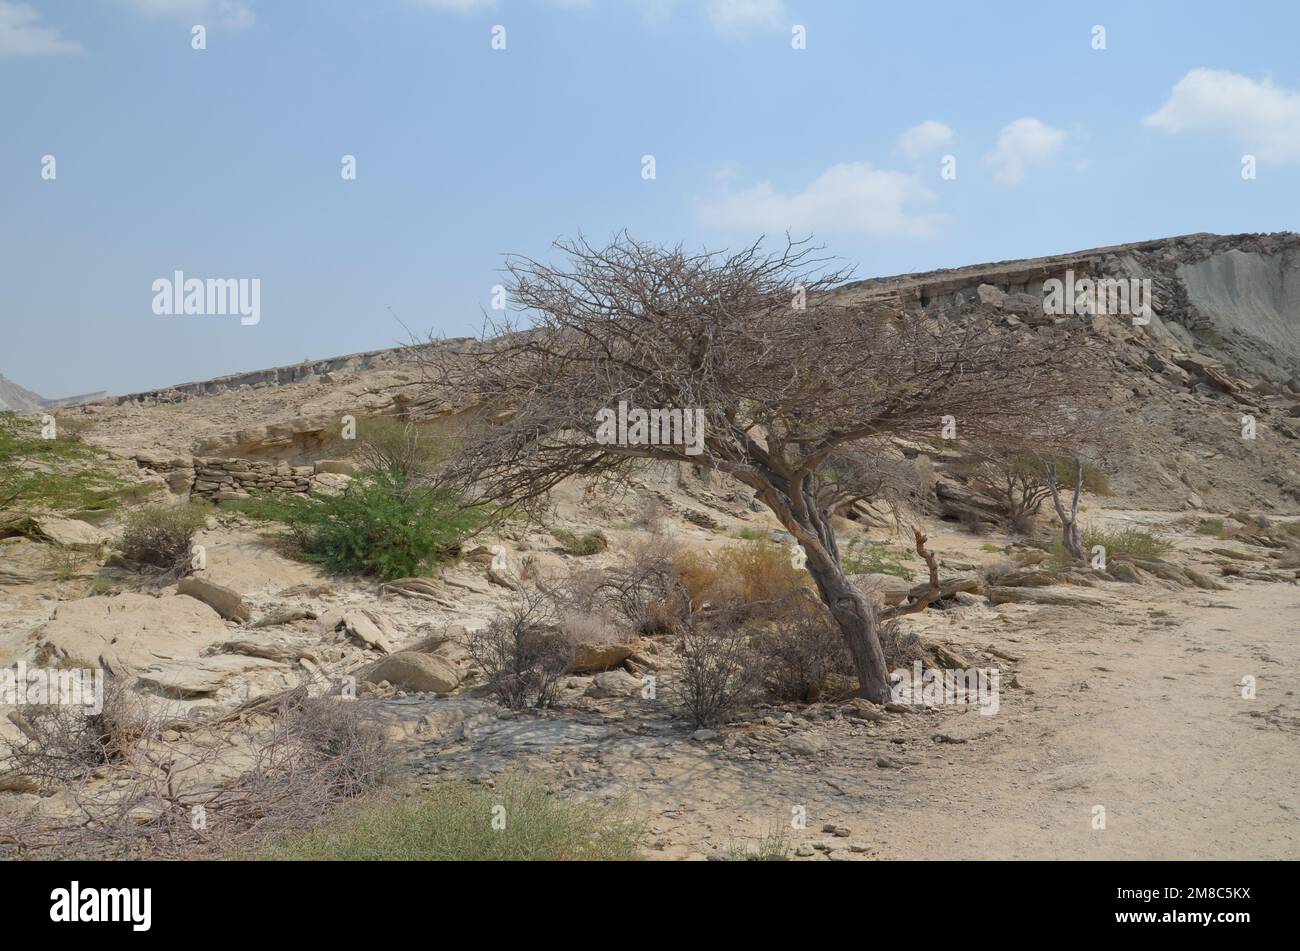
[2,0,1298,397]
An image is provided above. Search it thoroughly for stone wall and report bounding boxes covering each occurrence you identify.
[134,452,349,502]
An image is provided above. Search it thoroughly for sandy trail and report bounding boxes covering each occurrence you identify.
[602,526,1300,860]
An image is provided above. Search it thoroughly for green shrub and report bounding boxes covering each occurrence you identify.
[233,473,482,580]
[735,526,768,541]
[1081,526,1173,559]
[117,503,209,576]
[0,413,144,518]
[1196,519,1227,538]
[349,417,455,483]
[841,538,915,580]
[726,828,790,861]
[257,778,643,861]
[552,528,609,556]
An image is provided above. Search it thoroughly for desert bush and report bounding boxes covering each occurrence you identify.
[553,528,609,556]
[2,676,147,792]
[41,545,90,581]
[675,540,809,615]
[1196,518,1227,538]
[751,602,856,703]
[876,614,925,671]
[350,417,453,483]
[558,535,690,635]
[726,828,790,861]
[0,412,145,518]
[257,776,643,861]
[232,473,483,580]
[0,685,390,859]
[840,537,915,580]
[671,612,757,728]
[116,503,208,577]
[468,590,574,709]
[1081,526,1173,560]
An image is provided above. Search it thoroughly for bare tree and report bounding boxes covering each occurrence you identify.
[1046,455,1086,563]
[420,233,1093,702]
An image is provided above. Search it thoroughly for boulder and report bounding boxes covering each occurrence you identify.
[584,669,642,698]
[567,638,640,673]
[25,516,109,551]
[178,576,251,623]
[36,593,229,676]
[363,652,460,694]
[342,610,396,654]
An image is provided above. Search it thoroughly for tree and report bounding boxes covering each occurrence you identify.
[422,234,1093,702]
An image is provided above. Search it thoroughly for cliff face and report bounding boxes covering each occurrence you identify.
[0,375,49,412]
[842,231,1300,389]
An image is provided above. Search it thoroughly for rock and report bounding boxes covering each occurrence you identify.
[794,844,816,857]
[136,655,285,698]
[567,638,640,674]
[584,669,642,698]
[25,516,110,551]
[691,729,720,743]
[250,608,318,628]
[976,283,1007,308]
[341,610,395,654]
[36,593,229,676]
[313,459,360,475]
[849,700,887,722]
[177,576,251,623]
[364,652,461,694]
[784,731,829,756]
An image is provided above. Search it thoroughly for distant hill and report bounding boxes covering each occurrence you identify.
[0,374,106,412]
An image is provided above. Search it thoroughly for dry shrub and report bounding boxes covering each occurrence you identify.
[671,611,758,728]
[548,535,689,636]
[0,685,390,859]
[467,589,574,710]
[675,540,810,615]
[750,601,856,703]
[117,503,208,577]
[877,615,925,671]
[2,676,147,791]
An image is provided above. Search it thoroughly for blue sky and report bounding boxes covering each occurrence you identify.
[2,0,1298,397]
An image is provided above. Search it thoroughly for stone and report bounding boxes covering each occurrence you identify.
[178,576,251,623]
[341,610,396,654]
[567,638,640,673]
[26,516,109,551]
[363,652,460,694]
[584,669,642,698]
[36,593,229,676]
[784,731,829,756]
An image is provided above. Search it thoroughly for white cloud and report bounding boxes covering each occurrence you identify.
[122,0,255,29]
[897,120,954,159]
[698,162,940,238]
[707,0,785,33]
[0,0,81,57]
[985,117,1066,185]
[1144,68,1300,163]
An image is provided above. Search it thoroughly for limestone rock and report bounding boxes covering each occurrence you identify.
[36,593,229,676]
[363,652,460,694]
[178,576,251,623]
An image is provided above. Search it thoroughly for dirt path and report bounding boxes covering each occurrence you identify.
[642,576,1300,860]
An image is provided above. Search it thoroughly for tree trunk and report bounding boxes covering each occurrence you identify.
[804,558,892,703]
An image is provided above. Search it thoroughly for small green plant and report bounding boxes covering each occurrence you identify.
[0,413,144,518]
[840,538,915,580]
[117,503,209,576]
[1081,526,1174,560]
[735,526,768,541]
[980,542,1003,553]
[232,473,483,580]
[552,528,608,556]
[257,777,643,861]
[1196,519,1227,538]
[726,828,790,861]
